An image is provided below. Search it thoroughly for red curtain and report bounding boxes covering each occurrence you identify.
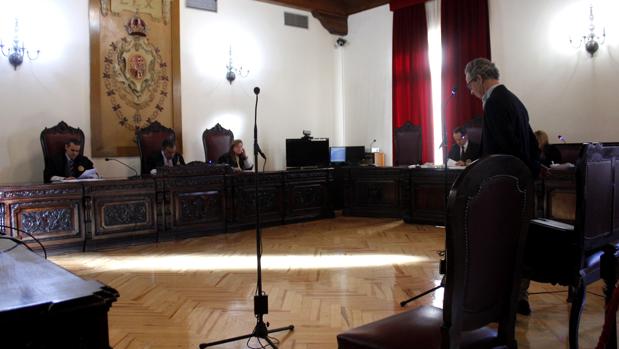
[441,0,490,148]
[392,3,433,164]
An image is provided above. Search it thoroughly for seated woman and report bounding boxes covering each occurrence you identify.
[218,139,253,171]
[535,130,562,166]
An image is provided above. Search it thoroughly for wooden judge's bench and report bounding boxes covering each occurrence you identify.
[0,162,576,253]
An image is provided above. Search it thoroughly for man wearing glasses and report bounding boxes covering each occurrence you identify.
[465,58,540,316]
[465,58,540,178]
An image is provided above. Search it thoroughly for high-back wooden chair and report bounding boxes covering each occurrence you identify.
[525,143,619,349]
[463,116,483,145]
[202,123,234,163]
[394,121,422,166]
[337,155,534,349]
[40,121,85,181]
[136,121,176,174]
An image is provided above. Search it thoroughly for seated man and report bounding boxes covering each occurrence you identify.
[218,139,253,171]
[447,126,480,166]
[146,138,185,173]
[44,139,94,183]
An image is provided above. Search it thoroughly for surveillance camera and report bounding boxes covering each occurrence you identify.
[336,38,347,47]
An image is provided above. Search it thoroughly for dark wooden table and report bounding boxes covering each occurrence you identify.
[0,239,118,348]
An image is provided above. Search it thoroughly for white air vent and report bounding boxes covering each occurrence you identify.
[284,12,309,29]
[186,0,217,12]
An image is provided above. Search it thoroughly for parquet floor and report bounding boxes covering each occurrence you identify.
[51,217,608,349]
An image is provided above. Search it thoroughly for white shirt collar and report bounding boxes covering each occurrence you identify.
[162,150,173,167]
[482,83,502,108]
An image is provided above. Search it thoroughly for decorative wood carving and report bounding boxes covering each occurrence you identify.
[103,202,148,227]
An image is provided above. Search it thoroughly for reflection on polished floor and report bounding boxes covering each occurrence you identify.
[51,217,605,349]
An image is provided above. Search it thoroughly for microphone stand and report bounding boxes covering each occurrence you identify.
[400,87,456,307]
[199,88,294,349]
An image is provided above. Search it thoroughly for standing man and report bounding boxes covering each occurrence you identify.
[465,58,540,316]
[447,126,480,167]
[465,58,540,177]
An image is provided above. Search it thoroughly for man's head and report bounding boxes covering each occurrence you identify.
[452,127,468,147]
[464,58,500,99]
[64,139,81,160]
[161,138,177,160]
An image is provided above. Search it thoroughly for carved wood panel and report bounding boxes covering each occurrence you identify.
[10,200,82,245]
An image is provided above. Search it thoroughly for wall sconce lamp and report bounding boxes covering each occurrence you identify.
[0,19,40,70]
[226,46,248,84]
[570,4,606,57]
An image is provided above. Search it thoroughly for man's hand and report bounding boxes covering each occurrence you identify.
[456,161,466,166]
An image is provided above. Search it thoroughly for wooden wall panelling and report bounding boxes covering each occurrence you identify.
[83,179,158,248]
[343,167,408,218]
[406,168,462,225]
[0,183,85,250]
[284,169,335,223]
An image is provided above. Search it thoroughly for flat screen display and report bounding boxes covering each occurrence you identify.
[286,138,330,168]
[346,146,365,165]
[330,147,346,163]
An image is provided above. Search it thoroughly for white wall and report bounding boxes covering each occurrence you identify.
[181,0,338,170]
[490,0,619,143]
[341,5,394,165]
[0,0,339,183]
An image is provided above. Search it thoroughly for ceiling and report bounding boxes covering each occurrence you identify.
[256,0,390,35]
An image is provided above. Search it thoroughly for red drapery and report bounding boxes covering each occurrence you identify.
[441,0,490,148]
[392,2,433,164]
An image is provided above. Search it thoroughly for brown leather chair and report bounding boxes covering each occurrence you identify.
[554,143,583,164]
[40,121,86,180]
[202,123,234,163]
[136,121,176,174]
[463,116,483,145]
[394,121,422,166]
[337,155,534,349]
[524,143,619,349]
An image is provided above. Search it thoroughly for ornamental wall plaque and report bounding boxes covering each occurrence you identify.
[90,0,182,157]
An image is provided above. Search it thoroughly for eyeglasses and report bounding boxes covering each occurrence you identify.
[466,76,478,90]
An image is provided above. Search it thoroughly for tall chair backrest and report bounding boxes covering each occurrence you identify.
[554,143,583,164]
[443,155,533,348]
[202,123,234,163]
[463,116,483,145]
[394,121,422,166]
[40,121,85,161]
[576,143,619,252]
[135,121,175,174]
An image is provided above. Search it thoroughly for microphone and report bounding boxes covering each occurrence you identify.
[451,85,458,96]
[439,86,459,149]
[253,87,266,160]
[557,135,567,143]
[105,158,140,179]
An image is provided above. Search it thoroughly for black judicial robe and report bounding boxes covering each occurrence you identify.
[448,142,481,162]
[146,152,185,173]
[481,85,540,177]
[44,154,94,183]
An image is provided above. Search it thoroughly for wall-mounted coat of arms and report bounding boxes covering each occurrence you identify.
[90,0,181,157]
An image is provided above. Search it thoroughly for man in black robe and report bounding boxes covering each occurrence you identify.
[465,58,540,177]
[44,139,94,183]
[465,58,541,316]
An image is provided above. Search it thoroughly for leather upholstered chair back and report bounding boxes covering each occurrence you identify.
[394,121,422,166]
[443,155,533,347]
[576,143,619,251]
[40,121,85,164]
[136,121,176,174]
[202,123,234,163]
[463,116,483,145]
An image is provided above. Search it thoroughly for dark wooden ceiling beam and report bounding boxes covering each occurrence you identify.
[255,0,389,35]
[344,0,390,15]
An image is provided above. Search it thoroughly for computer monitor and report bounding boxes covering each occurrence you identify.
[330,147,346,163]
[286,138,330,168]
[346,146,365,165]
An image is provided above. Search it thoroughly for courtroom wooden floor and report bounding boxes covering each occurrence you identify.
[52,217,607,349]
